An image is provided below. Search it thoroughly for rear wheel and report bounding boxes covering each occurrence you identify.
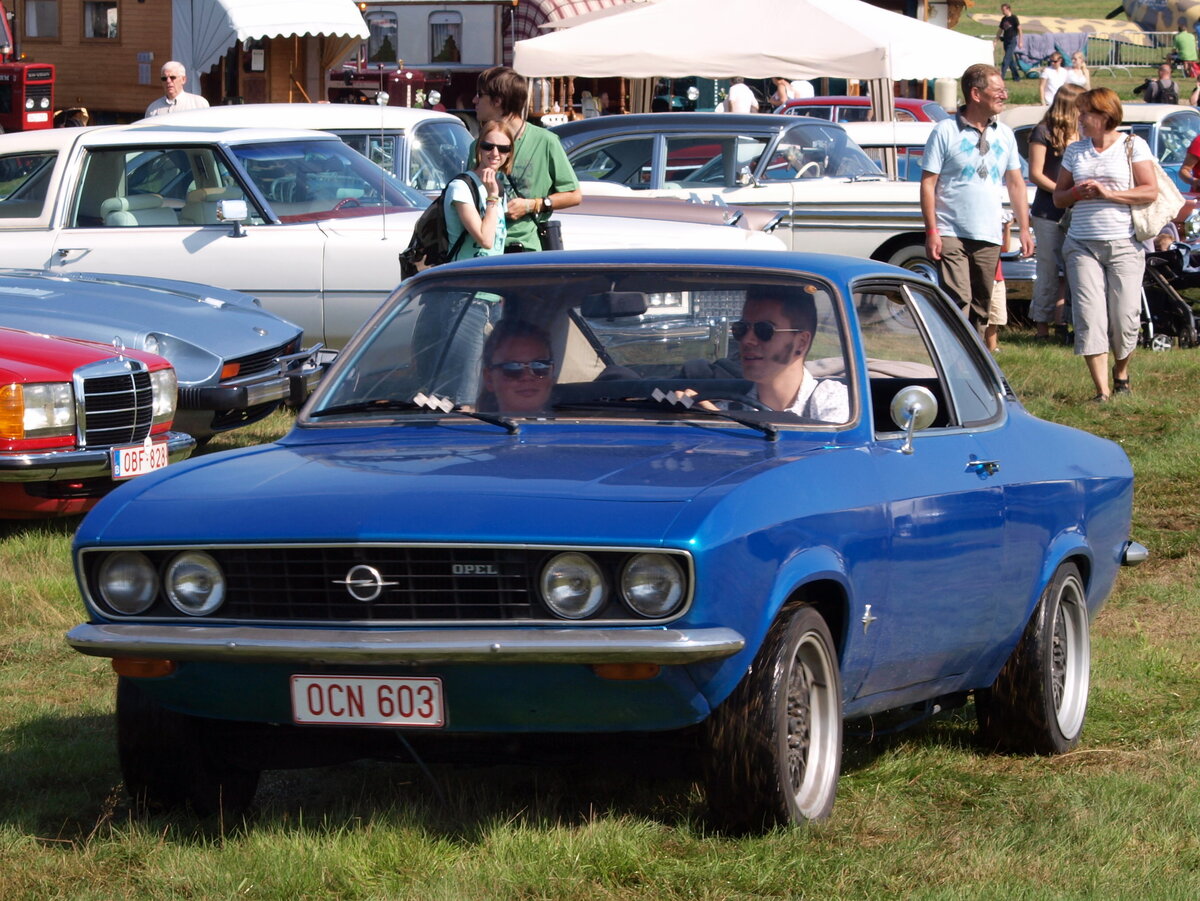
[704,606,842,831]
[117,677,260,816]
[977,562,1090,755]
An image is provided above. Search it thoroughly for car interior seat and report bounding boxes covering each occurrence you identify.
[100,194,179,227]
[179,185,245,225]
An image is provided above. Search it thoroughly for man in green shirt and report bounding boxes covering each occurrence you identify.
[474,66,582,252]
[1174,25,1199,78]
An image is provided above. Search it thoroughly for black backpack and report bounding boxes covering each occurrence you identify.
[398,174,482,280]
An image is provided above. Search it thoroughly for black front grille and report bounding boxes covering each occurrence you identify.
[80,365,153,448]
[217,546,537,621]
[231,341,295,379]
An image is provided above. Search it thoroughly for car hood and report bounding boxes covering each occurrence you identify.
[77,427,822,546]
[0,327,165,382]
[0,269,302,363]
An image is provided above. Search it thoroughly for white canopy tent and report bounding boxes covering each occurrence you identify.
[172,0,370,81]
[513,0,992,82]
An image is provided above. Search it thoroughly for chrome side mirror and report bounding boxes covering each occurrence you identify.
[216,199,249,238]
[737,165,759,188]
[889,385,938,455]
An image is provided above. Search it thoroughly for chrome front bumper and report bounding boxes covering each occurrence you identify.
[66,623,747,666]
[0,431,196,482]
[179,348,324,410]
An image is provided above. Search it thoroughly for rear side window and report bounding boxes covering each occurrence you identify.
[0,152,56,219]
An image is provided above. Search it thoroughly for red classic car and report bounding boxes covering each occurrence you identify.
[0,328,194,518]
[775,95,949,123]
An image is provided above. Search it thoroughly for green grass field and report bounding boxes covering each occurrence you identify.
[2,332,1200,899]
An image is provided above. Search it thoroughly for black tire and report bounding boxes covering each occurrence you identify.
[117,677,260,817]
[704,606,842,831]
[977,562,1090,755]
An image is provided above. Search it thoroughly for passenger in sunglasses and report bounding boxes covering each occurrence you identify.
[732,286,849,423]
[445,118,519,262]
[478,320,556,415]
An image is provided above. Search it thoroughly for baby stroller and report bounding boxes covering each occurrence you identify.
[1140,243,1200,350]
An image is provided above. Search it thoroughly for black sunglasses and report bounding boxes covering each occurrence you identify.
[480,140,512,154]
[730,320,802,342]
[489,359,553,379]
[160,75,180,82]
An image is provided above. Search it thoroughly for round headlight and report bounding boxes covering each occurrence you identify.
[25,97,34,110]
[142,333,162,356]
[620,554,685,617]
[97,552,158,615]
[39,97,50,110]
[164,552,226,616]
[540,552,606,619]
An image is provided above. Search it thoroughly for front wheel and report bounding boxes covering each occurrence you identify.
[117,677,260,816]
[704,605,843,831]
[977,562,1091,755]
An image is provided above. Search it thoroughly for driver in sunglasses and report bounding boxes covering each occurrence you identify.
[478,319,556,415]
[731,286,849,423]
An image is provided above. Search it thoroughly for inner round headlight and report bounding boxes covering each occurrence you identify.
[620,554,685,617]
[97,552,158,615]
[540,552,606,619]
[164,551,226,616]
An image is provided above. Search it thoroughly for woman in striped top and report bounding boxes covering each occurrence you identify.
[1053,88,1158,403]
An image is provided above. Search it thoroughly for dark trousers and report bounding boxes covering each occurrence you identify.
[1001,43,1020,80]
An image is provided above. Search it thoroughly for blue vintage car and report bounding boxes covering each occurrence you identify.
[67,250,1144,829]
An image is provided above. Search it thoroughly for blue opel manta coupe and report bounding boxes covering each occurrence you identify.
[67,249,1144,830]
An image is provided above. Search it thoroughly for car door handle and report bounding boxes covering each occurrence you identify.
[966,459,1000,476]
[56,247,91,262]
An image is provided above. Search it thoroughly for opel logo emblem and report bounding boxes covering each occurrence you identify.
[333,564,396,602]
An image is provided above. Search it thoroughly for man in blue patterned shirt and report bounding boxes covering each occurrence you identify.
[921,64,1032,345]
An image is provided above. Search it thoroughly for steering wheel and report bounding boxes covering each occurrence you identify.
[332,197,362,211]
[795,161,822,179]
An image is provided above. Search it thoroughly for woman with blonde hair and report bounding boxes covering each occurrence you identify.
[445,117,518,261]
[1066,51,1091,89]
[1054,87,1157,402]
[1028,82,1084,341]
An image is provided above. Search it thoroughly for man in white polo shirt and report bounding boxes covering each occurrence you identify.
[145,61,210,118]
[921,63,1032,346]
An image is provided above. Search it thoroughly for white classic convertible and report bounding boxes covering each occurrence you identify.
[0,123,783,349]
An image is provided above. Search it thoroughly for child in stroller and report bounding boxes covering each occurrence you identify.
[1141,228,1200,350]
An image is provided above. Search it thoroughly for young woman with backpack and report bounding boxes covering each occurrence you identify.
[445,118,518,260]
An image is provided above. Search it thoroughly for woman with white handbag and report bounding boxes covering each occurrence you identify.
[1053,88,1158,403]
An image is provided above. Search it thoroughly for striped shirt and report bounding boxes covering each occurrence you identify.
[1062,134,1153,240]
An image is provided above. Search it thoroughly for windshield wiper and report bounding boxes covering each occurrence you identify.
[309,397,519,433]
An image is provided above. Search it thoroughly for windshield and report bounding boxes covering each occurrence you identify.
[762,123,880,180]
[229,139,428,222]
[308,265,853,429]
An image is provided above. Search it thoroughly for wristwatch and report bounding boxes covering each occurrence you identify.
[542,195,554,213]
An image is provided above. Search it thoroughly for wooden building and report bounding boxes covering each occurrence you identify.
[9,0,367,121]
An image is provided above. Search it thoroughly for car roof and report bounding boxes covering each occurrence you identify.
[415,246,905,283]
[0,121,345,151]
[837,121,935,145]
[784,95,932,107]
[552,112,838,140]
[137,102,466,132]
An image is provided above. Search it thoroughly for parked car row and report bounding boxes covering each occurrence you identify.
[0,119,785,351]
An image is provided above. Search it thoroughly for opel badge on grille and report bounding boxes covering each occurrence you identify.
[333,564,397,602]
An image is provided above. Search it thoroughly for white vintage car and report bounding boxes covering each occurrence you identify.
[554,113,1034,295]
[0,123,783,350]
